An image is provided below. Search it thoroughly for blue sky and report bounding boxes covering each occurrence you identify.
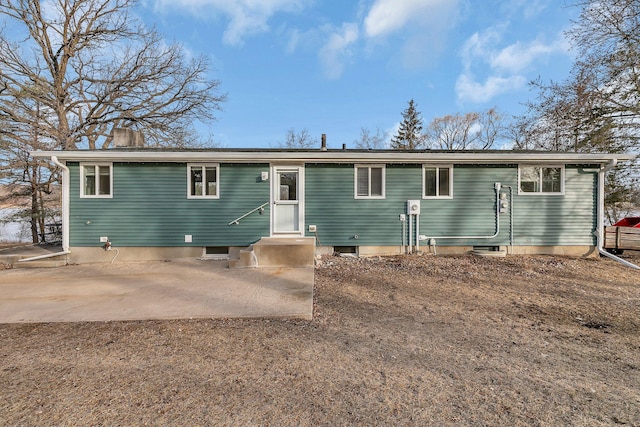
[141,0,578,149]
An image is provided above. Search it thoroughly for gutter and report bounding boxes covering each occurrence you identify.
[30,150,636,165]
[596,159,639,270]
[18,155,71,263]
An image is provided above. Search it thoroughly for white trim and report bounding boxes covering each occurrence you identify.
[187,163,220,199]
[270,165,305,237]
[422,164,454,199]
[31,150,635,164]
[51,156,70,252]
[354,164,386,199]
[79,162,113,198]
[518,165,565,195]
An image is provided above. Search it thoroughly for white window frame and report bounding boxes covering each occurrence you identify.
[80,162,113,198]
[422,164,453,199]
[354,164,386,199]
[187,163,220,199]
[518,165,565,195]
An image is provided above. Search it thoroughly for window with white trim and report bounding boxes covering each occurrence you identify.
[519,165,564,194]
[423,165,453,198]
[188,164,219,198]
[80,163,112,198]
[355,165,385,198]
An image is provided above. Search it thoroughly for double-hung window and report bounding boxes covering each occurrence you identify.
[423,165,453,198]
[80,163,112,198]
[188,164,219,199]
[519,165,564,194]
[355,164,385,199]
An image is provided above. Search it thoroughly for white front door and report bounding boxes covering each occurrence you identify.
[271,166,304,236]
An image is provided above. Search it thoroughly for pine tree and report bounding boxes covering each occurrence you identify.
[391,99,425,150]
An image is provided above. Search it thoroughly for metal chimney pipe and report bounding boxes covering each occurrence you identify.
[321,134,327,151]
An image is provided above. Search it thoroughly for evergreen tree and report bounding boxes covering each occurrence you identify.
[391,99,425,150]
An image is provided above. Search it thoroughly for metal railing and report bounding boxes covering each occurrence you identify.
[228,202,269,225]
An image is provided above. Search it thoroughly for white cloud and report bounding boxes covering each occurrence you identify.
[318,23,359,79]
[503,0,550,20]
[362,0,460,69]
[455,74,526,104]
[490,37,569,73]
[364,0,456,38]
[456,26,570,103]
[153,0,306,46]
[459,26,504,69]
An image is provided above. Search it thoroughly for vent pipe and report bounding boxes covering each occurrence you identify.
[321,134,327,151]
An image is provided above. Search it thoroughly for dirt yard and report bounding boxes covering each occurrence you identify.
[1,254,639,426]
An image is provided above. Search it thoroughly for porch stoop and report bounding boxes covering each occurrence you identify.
[229,237,315,268]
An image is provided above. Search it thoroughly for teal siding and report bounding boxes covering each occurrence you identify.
[304,164,422,246]
[68,161,598,249]
[512,166,597,246]
[304,164,511,247]
[69,162,270,247]
[418,165,511,246]
[305,164,597,247]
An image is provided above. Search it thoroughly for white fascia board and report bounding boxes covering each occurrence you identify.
[30,150,636,164]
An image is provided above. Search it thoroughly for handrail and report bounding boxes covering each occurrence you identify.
[228,202,269,225]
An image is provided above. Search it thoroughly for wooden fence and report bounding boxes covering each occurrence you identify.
[604,226,640,251]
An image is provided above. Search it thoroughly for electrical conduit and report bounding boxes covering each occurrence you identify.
[420,183,502,249]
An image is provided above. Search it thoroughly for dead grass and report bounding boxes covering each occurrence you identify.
[1,254,639,426]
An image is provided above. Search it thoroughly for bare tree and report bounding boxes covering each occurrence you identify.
[0,0,225,150]
[354,127,387,149]
[0,0,225,242]
[276,128,318,148]
[506,114,541,150]
[567,0,640,124]
[519,0,640,219]
[0,79,60,243]
[475,108,507,149]
[425,112,480,150]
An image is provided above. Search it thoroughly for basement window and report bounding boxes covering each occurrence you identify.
[202,246,229,260]
[334,246,357,256]
[80,163,112,198]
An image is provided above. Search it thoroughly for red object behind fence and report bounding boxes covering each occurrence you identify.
[612,217,640,228]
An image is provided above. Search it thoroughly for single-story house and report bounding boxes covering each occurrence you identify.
[31,145,634,266]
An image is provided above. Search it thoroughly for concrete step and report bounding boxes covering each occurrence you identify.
[228,248,258,268]
[229,237,315,269]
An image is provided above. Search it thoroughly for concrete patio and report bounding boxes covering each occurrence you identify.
[0,259,314,323]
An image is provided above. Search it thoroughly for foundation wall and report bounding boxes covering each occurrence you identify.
[68,246,204,264]
[334,245,598,258]
[68,244,599,264]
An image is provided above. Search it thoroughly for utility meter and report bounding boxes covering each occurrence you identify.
[407,200,421,215]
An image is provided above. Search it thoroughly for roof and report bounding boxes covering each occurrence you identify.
[30,148,636,165]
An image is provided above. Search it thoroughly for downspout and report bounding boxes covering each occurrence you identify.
[596,159,640,270]
[18,155,71,263]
